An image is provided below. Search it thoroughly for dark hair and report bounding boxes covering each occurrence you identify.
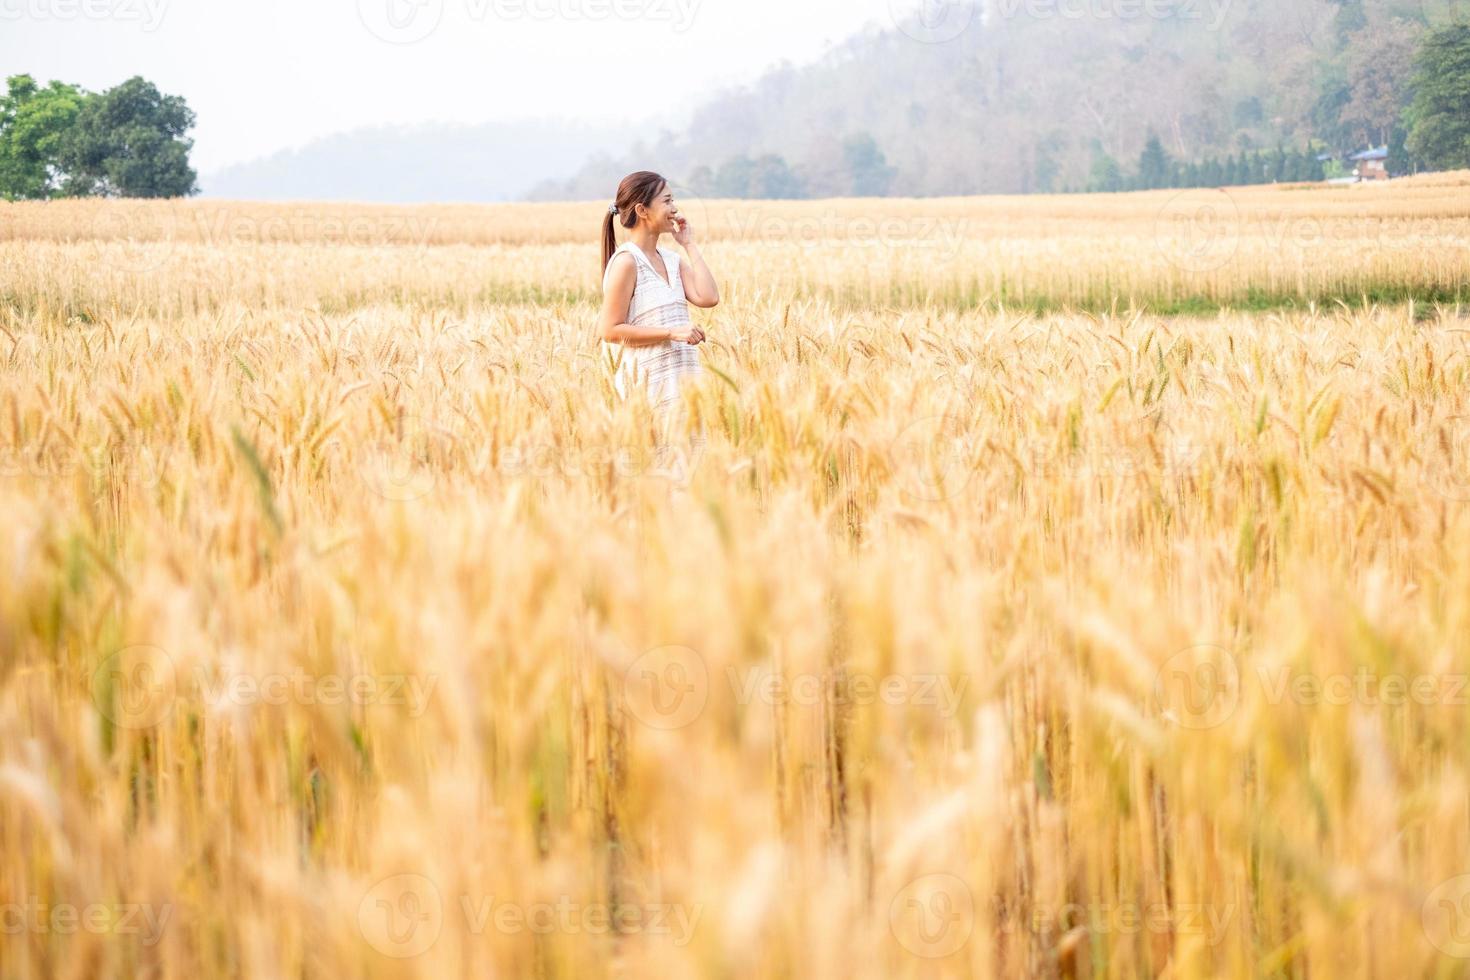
[601,171,668,274]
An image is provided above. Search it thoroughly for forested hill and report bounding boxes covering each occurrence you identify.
[529,0,1450,199]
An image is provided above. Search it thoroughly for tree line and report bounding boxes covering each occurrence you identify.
[682,134,897,200]
[0,74,197,201]
[532,8,1470,201]
[1081,23,1470,193]
[1083,138,1330,193]
[694,21,1470,199]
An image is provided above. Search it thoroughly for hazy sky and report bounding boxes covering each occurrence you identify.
[0,0,931,173]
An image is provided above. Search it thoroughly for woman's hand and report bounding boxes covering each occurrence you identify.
[672,214,696,248]
[668,323,705,344]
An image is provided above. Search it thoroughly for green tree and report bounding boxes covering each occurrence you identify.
[1137,131,1171,190]
[1307,152,1327,181]
[0,75,86,200]
[1031,142,1061,194]
[713,155,756,197]
[1405,24,1470,171]
[1387,126,1413,176]
[60,76,197,197]
[842,133,894,196]
[1087,144,1123,193]
[749,154,806,199]
[1269,144,1288,182]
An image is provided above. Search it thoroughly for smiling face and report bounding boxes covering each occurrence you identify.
[637,182,679,234]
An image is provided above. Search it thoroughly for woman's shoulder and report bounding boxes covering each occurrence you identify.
[602,248,637,288]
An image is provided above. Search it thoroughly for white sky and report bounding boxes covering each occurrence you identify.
[0,0,922,173]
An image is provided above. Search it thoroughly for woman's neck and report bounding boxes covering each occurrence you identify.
[629,226,661,254]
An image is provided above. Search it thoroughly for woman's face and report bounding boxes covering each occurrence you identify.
[638,183,679,233]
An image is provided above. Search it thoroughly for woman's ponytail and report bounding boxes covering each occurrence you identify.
[601,208,618,275]
[600,170,669,276]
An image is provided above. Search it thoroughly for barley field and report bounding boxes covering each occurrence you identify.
[3,173,1470,979]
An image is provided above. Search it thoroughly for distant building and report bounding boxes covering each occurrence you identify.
[1349,146,1390,181]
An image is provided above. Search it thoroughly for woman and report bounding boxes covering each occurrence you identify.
[598,171,720,485]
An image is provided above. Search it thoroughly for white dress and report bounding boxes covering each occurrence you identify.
[600,241,703,415]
